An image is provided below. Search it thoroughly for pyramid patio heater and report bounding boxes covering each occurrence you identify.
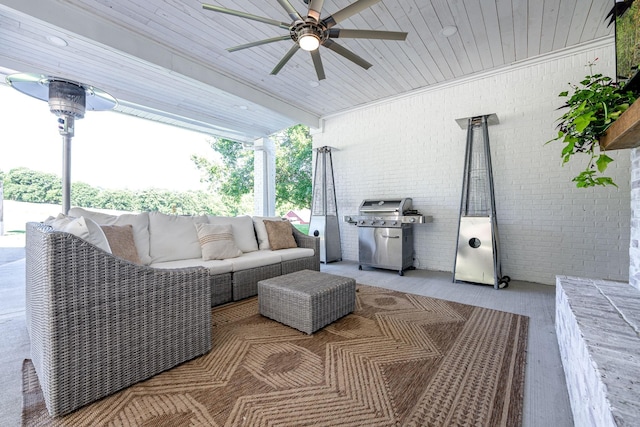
[5,73,117,214]
[453,114,510,289]
[308,146,342,263]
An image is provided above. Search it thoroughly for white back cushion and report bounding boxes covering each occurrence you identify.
[62,216,112,253]
[148,212,207,263]
[44,213,75,229]
[68,207,152,265]
[252,216,284,250]
[207,215,259,253]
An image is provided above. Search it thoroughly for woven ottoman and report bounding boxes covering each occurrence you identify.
[258,269,356,334]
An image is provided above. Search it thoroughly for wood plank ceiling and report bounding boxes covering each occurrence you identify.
[0,0,613,141]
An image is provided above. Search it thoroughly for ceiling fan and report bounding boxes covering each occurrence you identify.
[202,0,408,80]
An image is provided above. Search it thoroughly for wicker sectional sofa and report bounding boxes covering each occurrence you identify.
[25,208,319,416]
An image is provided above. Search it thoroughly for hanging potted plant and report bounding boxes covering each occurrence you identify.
[547,60,637,188]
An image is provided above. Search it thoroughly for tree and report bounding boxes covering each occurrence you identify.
[192,138,254,216]
[2,167,61,203]
[71,182,100,208]
[193,124,313,215]
[95,189,135,211]
[275,124,313,213]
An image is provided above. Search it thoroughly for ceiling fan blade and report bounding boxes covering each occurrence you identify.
[323,39,372,69]
[271,44,301,75]
[202,3,291,30]
[322,0,381,29]
[310,49,326,80]
[276,0,303,21]
[228,35,292,52]
[307,0,325,22]
[329,28,407,41]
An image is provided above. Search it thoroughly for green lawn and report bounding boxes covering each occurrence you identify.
[293,224,309,235]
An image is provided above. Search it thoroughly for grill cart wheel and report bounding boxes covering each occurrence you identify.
[498,276,511,289]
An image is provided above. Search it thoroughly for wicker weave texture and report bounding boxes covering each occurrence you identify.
[292,227,321,271]
[233,263,282,300]
[211,273,232,306]
[25,222,212,417]
[258,270,356,334]
[281,256,319,275]
[228,227,320,302]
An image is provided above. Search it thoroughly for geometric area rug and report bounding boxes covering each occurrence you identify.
[22,284,529,427]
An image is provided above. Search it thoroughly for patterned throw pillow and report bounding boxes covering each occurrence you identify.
[263,220,297,250]
[101,224,142,264]
[195,223,242,260]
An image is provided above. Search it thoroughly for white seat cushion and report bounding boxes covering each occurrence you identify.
[150,258,234,275]
[272,247,315,262]
[228,250,282,272]
[207,215,259,253]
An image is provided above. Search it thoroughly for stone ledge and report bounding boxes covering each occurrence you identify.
[556,276,640,427]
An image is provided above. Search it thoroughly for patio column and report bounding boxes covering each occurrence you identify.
[0,182,3,236]
[253,137,275,216]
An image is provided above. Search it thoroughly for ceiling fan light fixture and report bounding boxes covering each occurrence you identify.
[298,33,320,51]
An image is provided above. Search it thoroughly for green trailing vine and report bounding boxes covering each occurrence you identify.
[547,60,637,188]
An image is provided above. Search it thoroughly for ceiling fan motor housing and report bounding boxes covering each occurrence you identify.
[48,80,86,119]
[291,19,327,45]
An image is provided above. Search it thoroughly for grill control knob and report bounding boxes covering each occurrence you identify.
[392,221,397,226]
[369,220,374,225]
[380,221,385,225]
[359,220,364,225]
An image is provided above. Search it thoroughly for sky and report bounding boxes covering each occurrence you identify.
[0,84,215,192]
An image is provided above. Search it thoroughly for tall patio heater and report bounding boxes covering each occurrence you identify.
[453,114,510,289]
[5,73,117,214]
[308,146,342,263]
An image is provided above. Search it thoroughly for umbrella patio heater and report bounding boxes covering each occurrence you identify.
[5,73,117,214]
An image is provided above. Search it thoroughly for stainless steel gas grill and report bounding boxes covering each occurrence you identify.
[344,198,426,276]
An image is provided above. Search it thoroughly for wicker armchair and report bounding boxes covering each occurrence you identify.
[25,222,212,416]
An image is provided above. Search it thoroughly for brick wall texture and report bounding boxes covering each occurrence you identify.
[630,148,640,291]
[312,39,631,285]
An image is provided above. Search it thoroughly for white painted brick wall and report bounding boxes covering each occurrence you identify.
[630,148,640,291]
[313,40,630,285]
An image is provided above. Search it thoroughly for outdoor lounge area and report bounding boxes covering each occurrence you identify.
[0,237,572,426]
[1,1,640,426]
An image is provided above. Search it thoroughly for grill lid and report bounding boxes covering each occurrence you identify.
[358,198,412,214]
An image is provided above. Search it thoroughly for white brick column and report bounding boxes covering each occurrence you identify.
[0,182,3,236]
[253,137,276,216]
